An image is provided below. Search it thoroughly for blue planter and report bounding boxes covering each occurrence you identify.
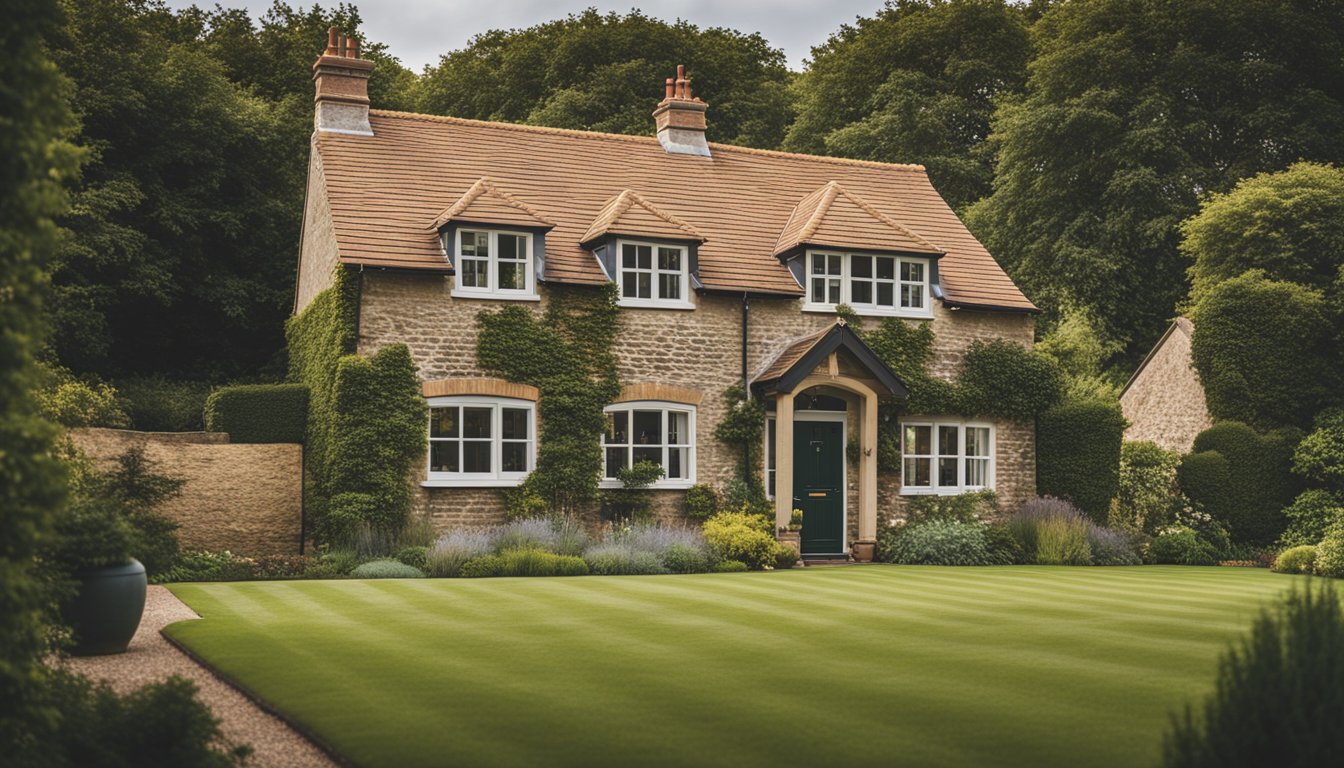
[64,559,147,656]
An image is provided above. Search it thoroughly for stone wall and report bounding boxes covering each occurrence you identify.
[1120,318,1211,453]
[69,428,303,556]
[293,145,341,314]
[358,271,1036,533]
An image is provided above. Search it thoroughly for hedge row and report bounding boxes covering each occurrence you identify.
[203,383,308,443]
[1036,399,1126,523]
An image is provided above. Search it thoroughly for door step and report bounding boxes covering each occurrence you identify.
[802,556,852,566]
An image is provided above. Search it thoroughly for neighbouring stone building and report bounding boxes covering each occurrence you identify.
[294,32,1041,560]
[1120,317,1213,453]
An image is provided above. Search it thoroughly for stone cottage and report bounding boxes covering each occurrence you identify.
[294,31,1040,560]
[1120,317,1213,453]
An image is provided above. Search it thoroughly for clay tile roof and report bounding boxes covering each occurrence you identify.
[752,321,908,398]
[315,110,1035,309]
[580,189,704,246]
[754,325,835,384]
[428,176,556,230]
[773,181,942,257]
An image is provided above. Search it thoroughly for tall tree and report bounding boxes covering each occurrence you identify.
[966,0,1344,361]
[0,0,76,758]
[784,0,1032,210]
[414,9,793,148]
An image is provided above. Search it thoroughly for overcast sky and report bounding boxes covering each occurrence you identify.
[163,0,887,71]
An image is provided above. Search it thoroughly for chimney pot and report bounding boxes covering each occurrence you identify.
[325,27,338,56]
[349,38,359,58]
[665,78,675,99]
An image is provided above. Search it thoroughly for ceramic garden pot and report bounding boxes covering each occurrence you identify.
[851,541,876,563]
[64,559,147,656]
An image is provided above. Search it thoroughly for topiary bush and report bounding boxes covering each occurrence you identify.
[878,520,992,566]
[350,559,425,579]
[1316,523,1344,578]
[702,510,778,570]
[1279,490,1344,548]
[1163,583,1344,767]
[1179,421,1301,545]
[1272,545,1318,575]
[684,483,720,522]
[203,383,308,443]
[1036,399,1126,522]
[1148,527,1219,566]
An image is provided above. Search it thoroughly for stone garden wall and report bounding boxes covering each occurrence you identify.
[69,428,303,556]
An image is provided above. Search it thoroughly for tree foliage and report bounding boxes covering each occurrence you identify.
[1190,271,1339,430]
[414,9,793,148]
[967,0,1344,360]
[785,0,1032,210]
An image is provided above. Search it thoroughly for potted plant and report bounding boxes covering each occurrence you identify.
[788,508,804,532]
[777,508,804,553]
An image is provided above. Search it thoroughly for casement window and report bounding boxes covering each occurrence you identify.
[425,396,535,486]
[804,250,931,317]
[899,420,994,495]
[450,229,536,299]
[616,240,692,309]
[602,402,696,487]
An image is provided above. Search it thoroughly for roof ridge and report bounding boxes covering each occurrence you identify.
[796,181,843,244]
[367,109,927,173]
[581,189,704,244]
[613,190,703,238]
[832,184,942,252]
[428,175,556,230]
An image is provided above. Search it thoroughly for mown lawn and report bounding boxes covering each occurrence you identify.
[166,567,1300,768]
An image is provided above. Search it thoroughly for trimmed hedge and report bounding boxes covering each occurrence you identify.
[203,384,308,443]
[1178,421,1300,545]
[1036,399,1126,523]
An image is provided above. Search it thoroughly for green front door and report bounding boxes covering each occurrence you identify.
[794,419,845,555]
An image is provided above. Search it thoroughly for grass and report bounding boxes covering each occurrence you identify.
[166,566,1302,768]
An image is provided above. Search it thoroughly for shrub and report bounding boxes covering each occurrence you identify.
[1111,441,1184,534]
[1279,490,1344,548]
[901,490,999,526]
[426,530,492,578]
[582,544,669,575]
[662,542,713,573]
[394,546,428,570]
[878,520,992,566]
[1272,546,1318,575]
[1163,583,1344,767]
[1180,421,1301,544]
[1190,270,1338,430]
[1006,497,1088,562]
[1317,523,1344,578]
[460,554,506,578]
[722,479,773,519]
[497,548,589,577]
[114,376,214,432]
[599,460,665,521]
[490,517,558,553]
[203,383,308,443]
[33,362,130,428]
[1036,399,1126,522]
[550,516,591,556]
[773,543,800,570]
[702,510,778,570]
[1149,527,1219,566]
[316,549,360,576]
[984,524,1025,565]
[684,483,720,522]
[502,486,550,521]
[712,559,749,573]
[1035,515,1093,566]
[1088,526,1141,566]
[1292,409,1344,493]
[350,559,425,579]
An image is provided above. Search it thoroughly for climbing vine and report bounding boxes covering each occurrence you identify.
[476,283,621,514]
[714,383,767,489]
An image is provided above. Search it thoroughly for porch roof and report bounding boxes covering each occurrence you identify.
[751,321,908,400]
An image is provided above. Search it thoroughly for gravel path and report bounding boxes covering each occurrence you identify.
[62,585,340,768]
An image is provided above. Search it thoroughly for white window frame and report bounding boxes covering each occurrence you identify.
[899,419,995,495]
[600,401,696,489]
[801,249,933,318]
[423,396,536,487]
[615,239,694,310]
[448,228,539,301]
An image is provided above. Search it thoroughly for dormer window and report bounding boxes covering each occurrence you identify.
[616,240,693,309]
[803,250,931,318]
[449,228,537,300]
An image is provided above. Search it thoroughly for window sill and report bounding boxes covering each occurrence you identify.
[616,299,696,311]
[598,480,696,491]
[802,303,933,320]
[449,290,540,302]
[899,486,992,496]
[422,478,526,488]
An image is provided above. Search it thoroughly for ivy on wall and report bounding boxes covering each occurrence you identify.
[714,383,767,493]
[286,267,426,543]
[476,284,621,514]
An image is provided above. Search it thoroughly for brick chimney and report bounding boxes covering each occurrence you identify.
[312,28,374,136]
[652,65,709,157]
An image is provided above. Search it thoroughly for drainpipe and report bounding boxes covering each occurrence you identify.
[741,292,750,483]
